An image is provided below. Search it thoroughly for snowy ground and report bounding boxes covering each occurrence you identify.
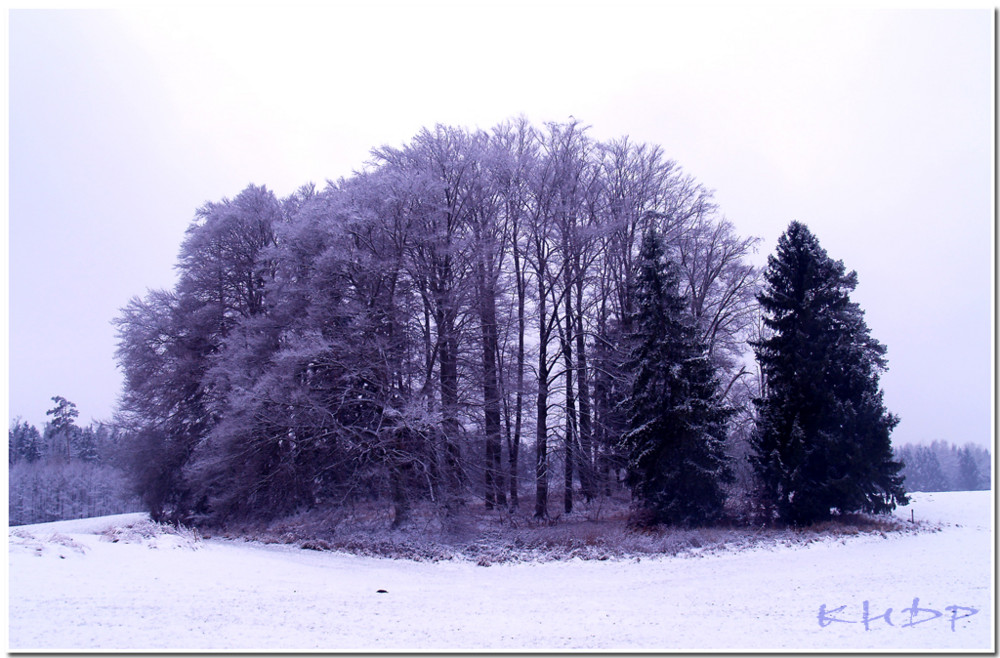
[8,491,993,651]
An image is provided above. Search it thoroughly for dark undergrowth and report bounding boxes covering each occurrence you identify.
[198,494,930,566]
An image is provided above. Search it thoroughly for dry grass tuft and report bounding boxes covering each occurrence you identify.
[202,494,929,564]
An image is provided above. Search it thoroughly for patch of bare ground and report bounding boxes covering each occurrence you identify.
[206,494,933,565]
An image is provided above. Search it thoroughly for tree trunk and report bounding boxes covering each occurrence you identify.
[535,276,549,520]
[391,460,410,528]
[437,307,463,492]
[509,244,526,510]
[477,256,504,509]
[563,283,576,514]
[576,279,594,502]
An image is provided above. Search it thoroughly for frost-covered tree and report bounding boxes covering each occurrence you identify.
[373,126,480,497]
[489,117,537,510]
[677,214,760,394]
[114,289,216,521]
[956,445,983,491]
[751,221,907,525]
[619,228,731,526]
[894,444,947,492]
[114,185,283,522]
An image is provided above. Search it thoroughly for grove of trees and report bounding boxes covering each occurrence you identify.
[9,397,142,525]
[114,118,762,526]
[102,117,945,532]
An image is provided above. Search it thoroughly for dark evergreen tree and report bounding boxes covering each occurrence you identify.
[72,426,99,463]
[619,228,731,526]
[9,420,43,464]
[751,221,907,525]
[46,396,80,462]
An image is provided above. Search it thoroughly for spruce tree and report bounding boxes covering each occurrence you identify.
[620,228,731,526]
[751,221,907,525]
[9,420,43,464]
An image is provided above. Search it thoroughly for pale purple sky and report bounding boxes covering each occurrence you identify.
[6,5,994,448]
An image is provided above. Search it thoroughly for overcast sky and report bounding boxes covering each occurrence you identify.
[6,5,994,449]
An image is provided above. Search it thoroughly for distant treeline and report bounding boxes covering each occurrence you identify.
[894,441,990,493]
[8,397,142,525]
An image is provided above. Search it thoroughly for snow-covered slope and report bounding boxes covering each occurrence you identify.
[8,491,993,651]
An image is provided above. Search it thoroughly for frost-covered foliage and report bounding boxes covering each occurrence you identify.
[225,494,915,566]
[100,518,201,549]
[9,460,143,525]
[9,529,90,557]
[113,118,762,526]
[10,516,200,559]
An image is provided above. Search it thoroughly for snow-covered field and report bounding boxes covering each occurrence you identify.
[8,491,993,651]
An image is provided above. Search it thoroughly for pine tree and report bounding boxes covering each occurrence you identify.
[619,228,731,526]
[751,221,907,525]
[46,396,80,462]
